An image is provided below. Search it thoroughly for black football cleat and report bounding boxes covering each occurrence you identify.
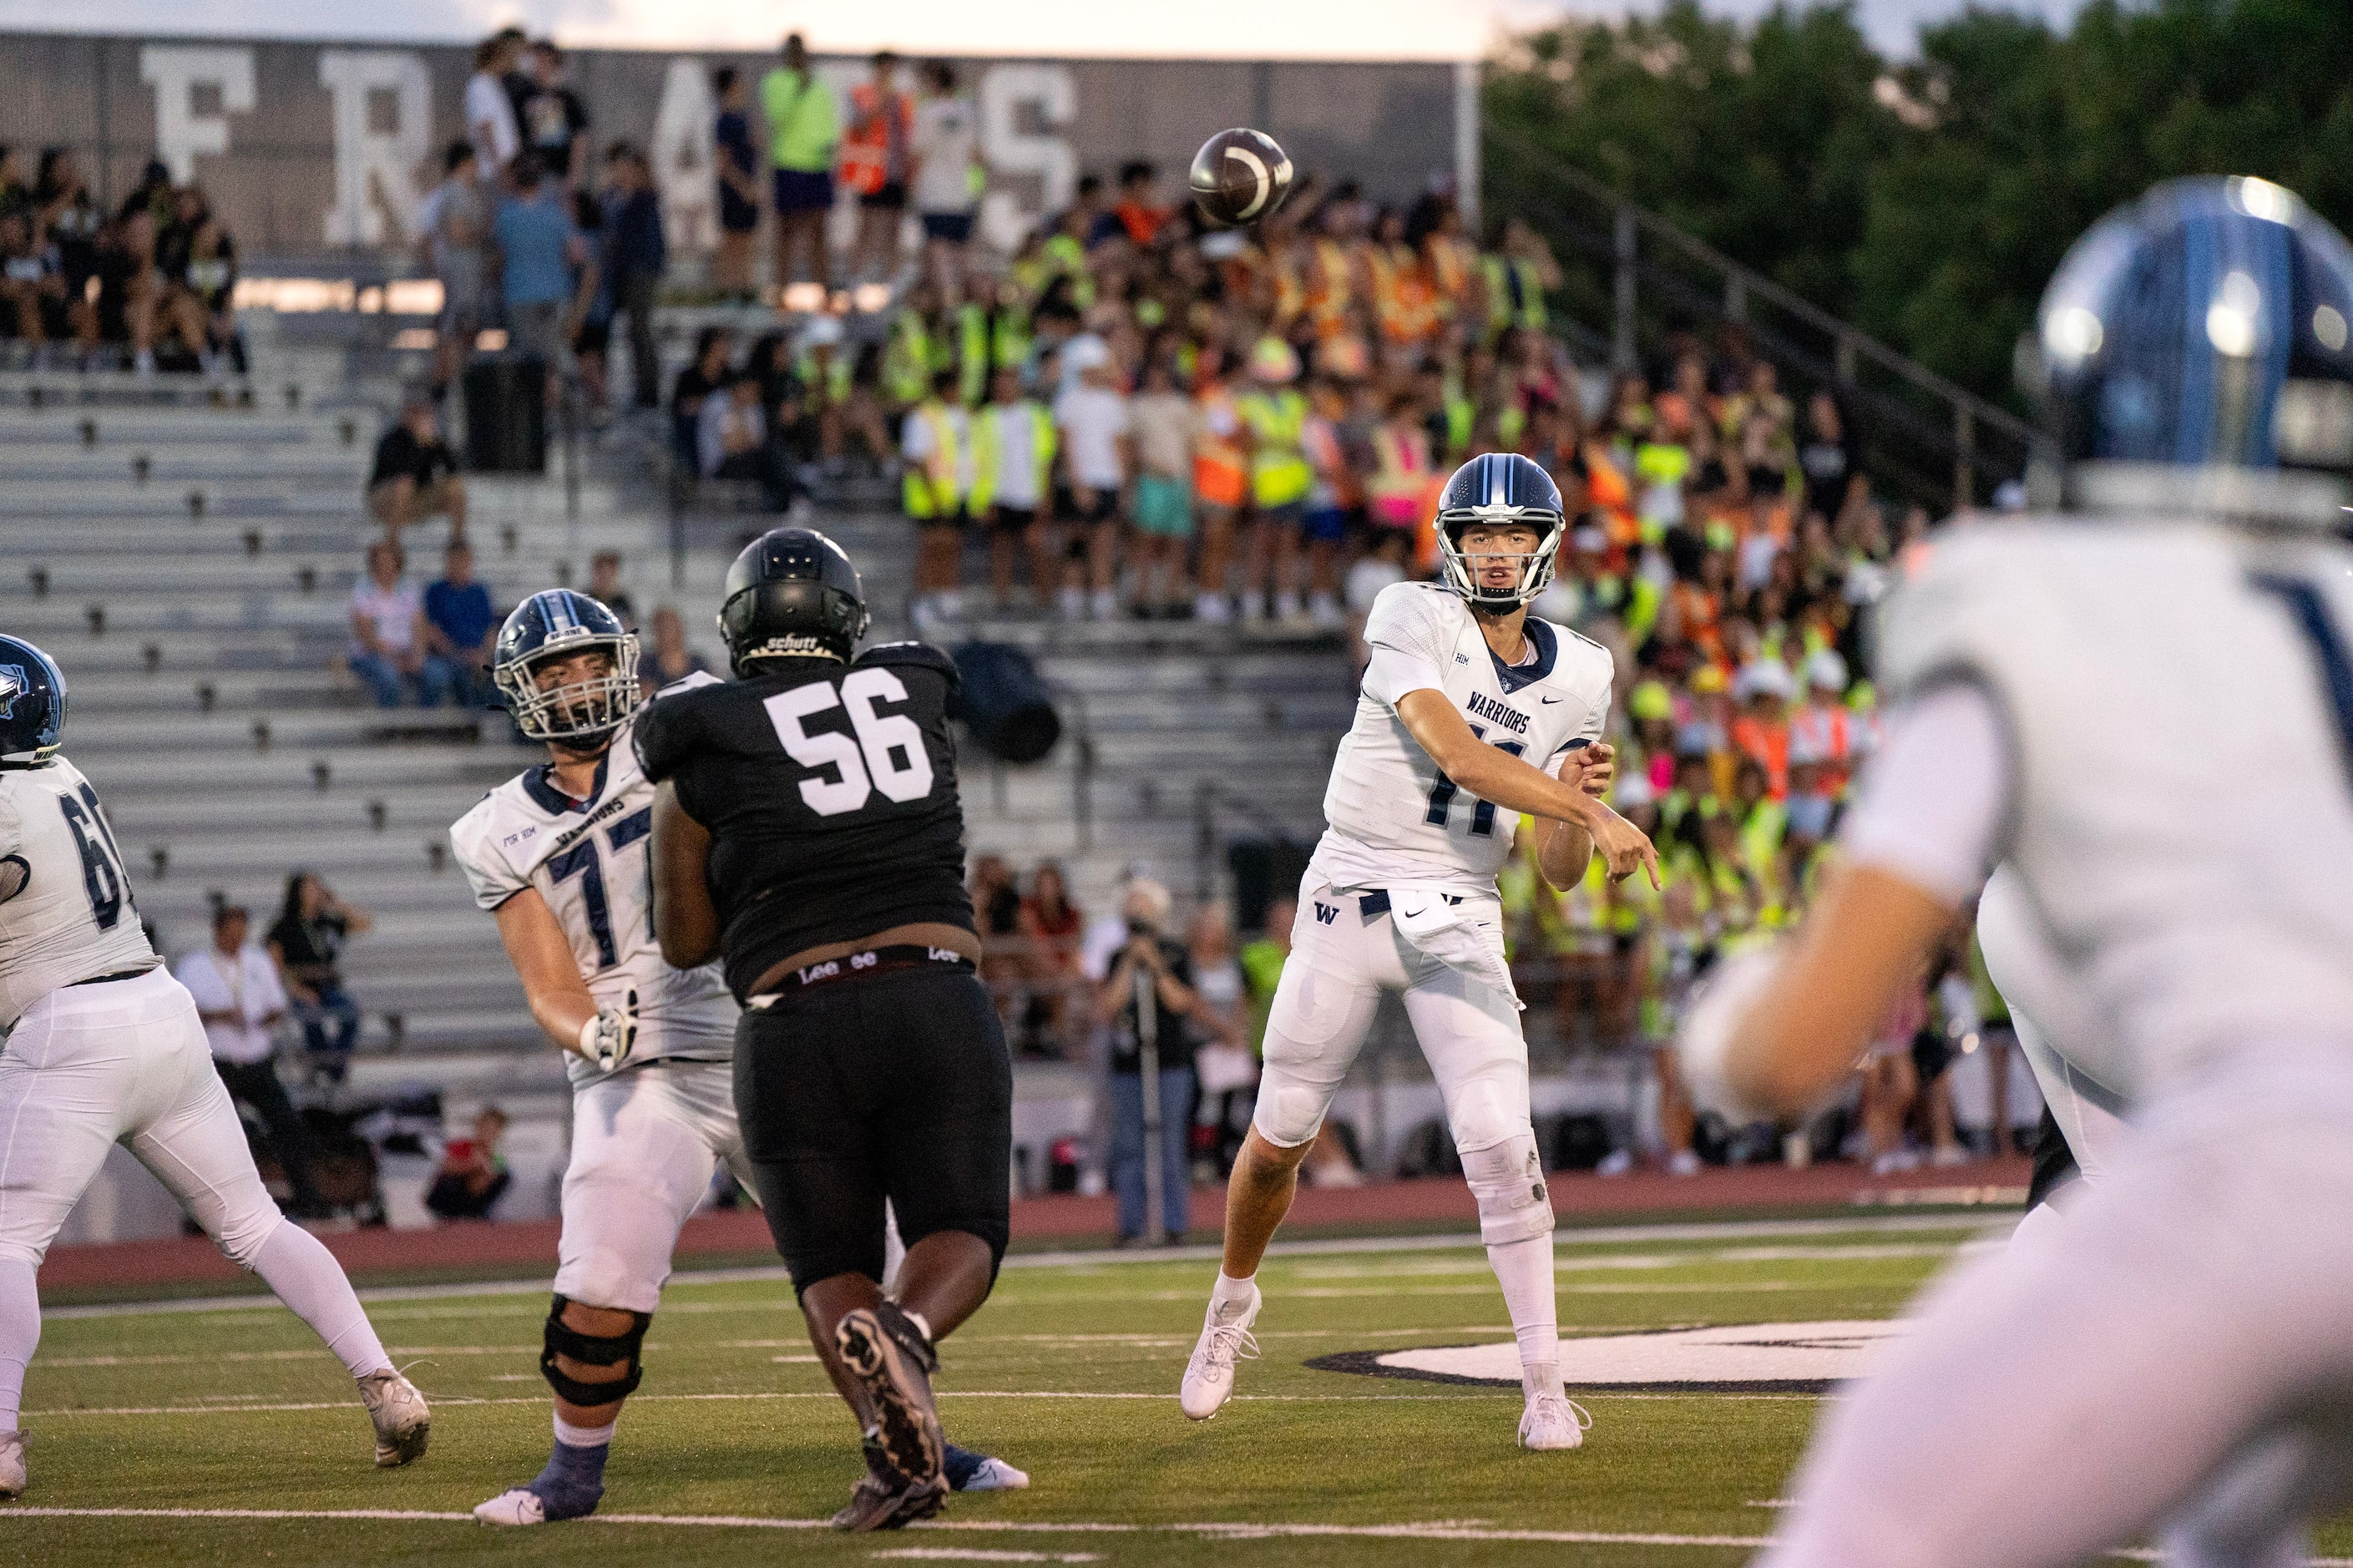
[836,1301,946,1492]
[832,1438,949,1532]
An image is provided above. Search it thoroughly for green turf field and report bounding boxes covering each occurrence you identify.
[7,1216,2345,1566]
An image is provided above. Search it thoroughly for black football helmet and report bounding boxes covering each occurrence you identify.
[0,635,67,769]
[1435,453,1566,611]
[718,527,870,670]
[491,589,640,746]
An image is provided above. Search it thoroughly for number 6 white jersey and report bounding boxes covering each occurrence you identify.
[450,739,736,1088]
[0,756,157,1030]
[1313,581,1616,893]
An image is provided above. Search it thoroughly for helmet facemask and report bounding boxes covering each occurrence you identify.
[497,634,642,745]
[1436,508,1564,612]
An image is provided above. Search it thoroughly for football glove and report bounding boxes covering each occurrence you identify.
[577,990,639,1072]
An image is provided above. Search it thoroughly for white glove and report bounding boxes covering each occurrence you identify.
[577,989,638,1072]
[1674,946,1786,1125]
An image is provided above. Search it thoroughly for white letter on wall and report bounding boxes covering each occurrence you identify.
[320,50,433,247]
[978,65,1076,253]
[139,46,256,185]
[650,58,716,255]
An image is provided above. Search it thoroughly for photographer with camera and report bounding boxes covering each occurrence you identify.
[1091,878,1202,1246]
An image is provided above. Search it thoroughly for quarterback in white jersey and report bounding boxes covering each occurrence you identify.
[1677,177,2353,1566]
[1180,453,1658,1452]
[0,638,426,1500]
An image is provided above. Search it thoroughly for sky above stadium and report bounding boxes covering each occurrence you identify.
[0,0,2094,61]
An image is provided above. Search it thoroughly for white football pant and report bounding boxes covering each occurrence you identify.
[1254,874,1533,1163]
[554,1059,751,1313]
[0,968,292,1271]
[1763,1045,2353,1568]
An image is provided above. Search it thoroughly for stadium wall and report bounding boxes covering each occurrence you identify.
[0,31,1466,266]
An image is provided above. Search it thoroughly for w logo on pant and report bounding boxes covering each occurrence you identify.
[1313,902,1338,925]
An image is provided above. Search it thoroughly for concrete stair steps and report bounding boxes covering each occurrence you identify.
[80,746,515,793]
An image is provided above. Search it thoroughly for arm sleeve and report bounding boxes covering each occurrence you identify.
[1359,588,1450,707]
[1837,682,2011,908]
[631,695,690,784]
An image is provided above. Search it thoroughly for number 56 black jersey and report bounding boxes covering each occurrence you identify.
[632,642,976,1003]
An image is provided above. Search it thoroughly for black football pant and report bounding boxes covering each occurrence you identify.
[736,965,1013,1294]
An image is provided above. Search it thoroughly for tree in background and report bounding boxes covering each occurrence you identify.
[1488,0,2353,407]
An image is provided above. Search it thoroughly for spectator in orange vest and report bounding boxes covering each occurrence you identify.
[840,51,913,285]
[1789,648,1856,795]
[1729,658,1796,800]
[1109,161,1168,249]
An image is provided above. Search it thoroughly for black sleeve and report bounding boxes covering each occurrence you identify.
[369,428,412,488]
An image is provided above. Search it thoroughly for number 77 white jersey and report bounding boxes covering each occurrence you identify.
[1313,581,1616,893]
[449,739,737,1088]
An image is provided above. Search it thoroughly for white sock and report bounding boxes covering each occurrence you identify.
[1210,1271,1257,1316]
[1486,1233,1560,1395]
[554,1410,617,1449]
[250,1222,390,1380]
[0,1259,36,1432]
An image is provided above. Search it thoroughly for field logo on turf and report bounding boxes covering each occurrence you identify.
[1309,1320,1905,1393]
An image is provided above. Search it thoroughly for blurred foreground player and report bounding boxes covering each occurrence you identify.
[639,529,1014,1530]
[1678,177,2353,1566]
[0,638,427,1498]
[1179,453,1658,1450]
[454,590,1023,1526]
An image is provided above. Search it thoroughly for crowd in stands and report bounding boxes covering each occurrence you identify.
[0,146,243,376]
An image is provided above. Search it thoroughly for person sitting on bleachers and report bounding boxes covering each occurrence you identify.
[0,208,63,360]
[421,539,498,709]
[347,539,455,709]
[174,202,243,378]
[33,150,104,365]
[696,370,796,510]
[367,392,468,547]
[670,324,733,471]
[425,1107,512,1222]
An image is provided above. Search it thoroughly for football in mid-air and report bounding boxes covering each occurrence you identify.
[1190,128,1295,228]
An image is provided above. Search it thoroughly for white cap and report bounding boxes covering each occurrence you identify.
[1614,771,1656,809]
[1064,336,1111,375]
[1804,648,1849,692]
[797,313,845,351]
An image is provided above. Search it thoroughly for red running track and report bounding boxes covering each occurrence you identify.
[37,1156,2032,1296]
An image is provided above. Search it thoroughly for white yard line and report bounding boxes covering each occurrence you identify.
[45,1215,2004,1323]
[24,1389,1517,1418]
[1,1506,2343,1563]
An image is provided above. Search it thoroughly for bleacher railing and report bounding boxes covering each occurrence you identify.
[1485,119,2039,513]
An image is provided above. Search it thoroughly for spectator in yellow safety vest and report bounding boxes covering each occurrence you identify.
[902,367,974,620]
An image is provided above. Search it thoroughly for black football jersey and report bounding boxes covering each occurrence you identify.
[633,642,975,1001]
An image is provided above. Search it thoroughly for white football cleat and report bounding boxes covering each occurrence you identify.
[0,1429,23,1497]
[1519,1390,1591,1451]
[1179,1283,1262,1421]
[960,1455,1030,1491]
[474,1487,548,1526]
[357,1368,431,1467]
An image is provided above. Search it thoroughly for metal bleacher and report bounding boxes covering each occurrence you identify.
[0,316,1364,1214]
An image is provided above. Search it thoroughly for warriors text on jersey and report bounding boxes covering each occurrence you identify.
[450,741,735,1085]
[0,757,157,1029]
[632,642,974,1002]
[1876,517,2353,1103]
[1315,582,1615,893]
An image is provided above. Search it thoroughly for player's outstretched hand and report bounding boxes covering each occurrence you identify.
[1588,803,1661,889]
[578,989,639,1071]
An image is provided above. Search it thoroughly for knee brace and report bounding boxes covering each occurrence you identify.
[1460,1130,1554,1247]
[540,1293,652,1407]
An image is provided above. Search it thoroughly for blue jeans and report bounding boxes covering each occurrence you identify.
[296,981,362,1081]
[1110,1067,1195,1241]
[350,652,455,708]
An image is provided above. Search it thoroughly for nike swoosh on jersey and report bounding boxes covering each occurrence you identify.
[1541,695,1564,705]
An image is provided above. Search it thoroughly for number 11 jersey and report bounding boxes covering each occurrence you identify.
[631,643,976,1004]
[1314,582,1616,894]
[450,740,736,1085]
[0,757,158,1030]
